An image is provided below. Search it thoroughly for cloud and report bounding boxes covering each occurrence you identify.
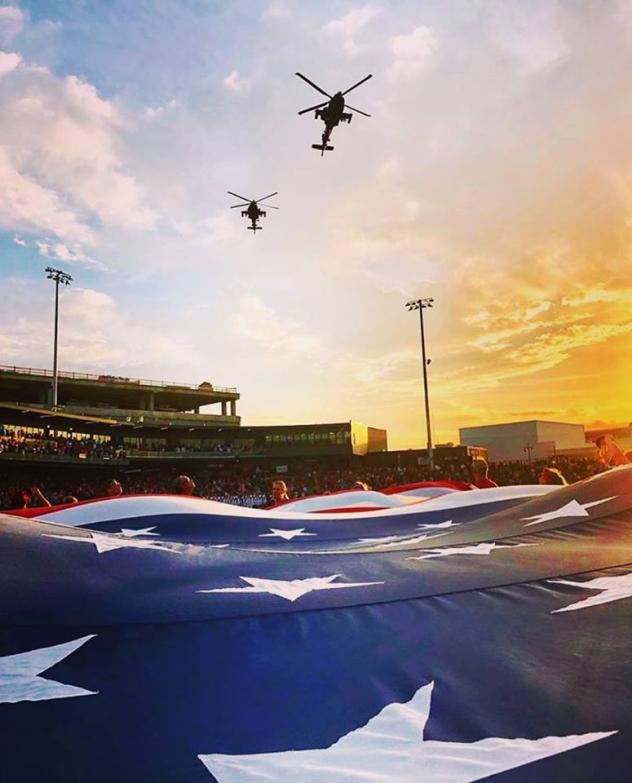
[143,98,177,120]
[490,1,569,74]
[322,4,382,55]
[0,52,158,253]
[35,238,98,266]
[263,3,291,20]
[0,49,20,75]
[12,233,25,246]
[0,281,201,371]
[230,294,323,358]
[0,5,24,43]
[0,147,96,245]
[223,70,250,92]
[388,25,437,82]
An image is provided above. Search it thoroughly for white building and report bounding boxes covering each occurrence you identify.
[459,420,592,462]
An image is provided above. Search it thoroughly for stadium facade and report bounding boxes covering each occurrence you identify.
[0,365,388,466]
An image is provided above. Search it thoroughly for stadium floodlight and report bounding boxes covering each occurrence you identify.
[405,298,435,471]
[46,267,73,408]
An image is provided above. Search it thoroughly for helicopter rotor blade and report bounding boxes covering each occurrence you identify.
[342,74,372,96]
[227,191,252,203]
[346,104,371,117]
[295,73,331,99]
[259,204,279,210]
[255,192,278,203]
[230,203,250,209]
[298,100,329,116]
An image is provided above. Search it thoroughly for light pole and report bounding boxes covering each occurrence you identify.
[523,443,533,467]
[46,267,72,408]
[406,297,434,472]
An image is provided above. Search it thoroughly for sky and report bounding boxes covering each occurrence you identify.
[0,0,631,449]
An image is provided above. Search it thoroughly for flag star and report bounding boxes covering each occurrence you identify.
[358,533,439,549]
[117,526,159,538]
[358,534,404,544]
[417,519,456,530]
[259,528,316,541]
[522,496,616,526]
[199,681,616,782]
[198,574,383,602]
[43,532,180,555]
[549,573,632,613]
[408,542,534,561]
[0,635,98,704]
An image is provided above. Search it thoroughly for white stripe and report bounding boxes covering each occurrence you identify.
[31,485,555,527]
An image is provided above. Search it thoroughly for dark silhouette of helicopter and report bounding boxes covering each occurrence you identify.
[296,72,372,155]
[227,191,278,233]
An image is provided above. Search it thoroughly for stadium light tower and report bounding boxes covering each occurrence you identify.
[406,297,434,472]
[46,266,72,408]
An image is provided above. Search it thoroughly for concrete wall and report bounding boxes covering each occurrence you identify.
[460,421,539,461]
[459,420,587,462]
[535,421,586,450]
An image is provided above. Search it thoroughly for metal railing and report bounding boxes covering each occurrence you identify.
[0,452,129,465]
[0,365,238,394]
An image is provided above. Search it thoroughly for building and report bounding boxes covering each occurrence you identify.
[459,420,594,462]
[0,365,240,423]
[0,365,387,467]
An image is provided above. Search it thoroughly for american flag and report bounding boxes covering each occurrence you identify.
[1,466,630,781]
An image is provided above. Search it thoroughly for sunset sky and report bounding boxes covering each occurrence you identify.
[0,0,631,449]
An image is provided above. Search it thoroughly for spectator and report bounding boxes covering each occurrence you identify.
[106,479,123,497]
[61,495,79,504]
[9,490,30,509]
[352,481,370,491]
[471,458,498,489]
[271,480,289,504]
[595,434,630,468]
[29,486,51,507]
[175,475,196,496]
[538,467,568,486]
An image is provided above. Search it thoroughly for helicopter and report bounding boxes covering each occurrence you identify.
[296,72,372,155]
[227,191,278,233]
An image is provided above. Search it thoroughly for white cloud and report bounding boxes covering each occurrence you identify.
[322,4,382,55]
[263,3,291,20]
[230,294,323,358]
[0,49,20,76]
[11,233,25,246]
[223,70,249,92]
[388,25,437,82]
[0,146,96,245]
[143,98,177,120]
[0,5,24,42]
[34,238,98,266]
[490,2,568,74]
[0,56,158,249]
[0,282,201,371]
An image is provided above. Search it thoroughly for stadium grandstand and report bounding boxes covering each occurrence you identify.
[1,364,608,511]
[0,364,391,463]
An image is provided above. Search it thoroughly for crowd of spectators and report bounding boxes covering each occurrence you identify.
[0,427,124,462]
[0,454,612,511]
[0,426,252,459]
